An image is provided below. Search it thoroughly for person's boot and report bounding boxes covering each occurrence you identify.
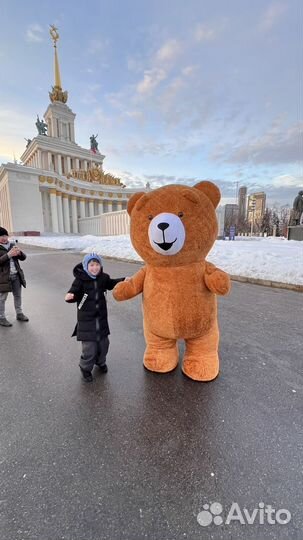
[16,313,29,322]
[0,318,13,327]
[79,366,93,383]
[98,364,108,373]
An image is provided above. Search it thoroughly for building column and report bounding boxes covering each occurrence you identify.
[97,201,103,214]
[47,152,52,171]
[107,201,113,213]
[83,160,88,170]
[57,154,62,175]
[56,192,64,233]
[75,158,80,169]
[62,195,70,233]
[50,189,59,233]
[37,150,42,169]
[67,156,71,173]
[117,201,123,211]
[89,200,94,217]
[71,197,78,233]
[79,198,86,218]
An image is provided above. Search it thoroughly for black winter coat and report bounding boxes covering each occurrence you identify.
[0,243,27,293]
[66,263,124,341]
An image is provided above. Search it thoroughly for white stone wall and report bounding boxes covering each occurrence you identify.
[0,171,13,232]
[8,170,44,233]
[78,210,130,236]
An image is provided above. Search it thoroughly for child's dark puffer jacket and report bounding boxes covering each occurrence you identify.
[67,263,124,341]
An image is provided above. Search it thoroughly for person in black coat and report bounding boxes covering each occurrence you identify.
[0,227,29,327]
[65,253,125,382]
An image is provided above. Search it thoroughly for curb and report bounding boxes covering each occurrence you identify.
[229,274,303,293]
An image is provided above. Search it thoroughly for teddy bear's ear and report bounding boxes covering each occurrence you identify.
[194,181,221,208]
[127,192,145,216]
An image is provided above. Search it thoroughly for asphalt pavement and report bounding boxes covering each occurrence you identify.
[0,245,302,540]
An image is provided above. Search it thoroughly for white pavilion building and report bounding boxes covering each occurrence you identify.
[0,26,139,235]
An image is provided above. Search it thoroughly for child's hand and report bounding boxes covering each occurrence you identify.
[65,293,74,301]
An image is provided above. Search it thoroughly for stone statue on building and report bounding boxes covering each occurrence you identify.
[24,138,32,148]
[290,190,303,225]
[36,115,47,136]
[90,134,99,153]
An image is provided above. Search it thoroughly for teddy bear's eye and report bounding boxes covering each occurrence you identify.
[178,212,184,218]
[148,215,153,221]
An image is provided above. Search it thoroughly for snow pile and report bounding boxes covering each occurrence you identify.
[16,234,303,285]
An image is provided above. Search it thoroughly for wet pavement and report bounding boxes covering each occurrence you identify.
[0,246,302,540]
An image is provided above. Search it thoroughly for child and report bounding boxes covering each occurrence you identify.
[65,253,125,382]
[0,227,29,327]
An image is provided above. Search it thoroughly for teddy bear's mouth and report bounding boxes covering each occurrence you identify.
[154,238,177,251]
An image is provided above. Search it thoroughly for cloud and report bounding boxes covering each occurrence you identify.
[155,39,181,62]
[124,110,145,122]
[195,23,216,42]
[271,174,303,188]
[182,65,198,76]
[136,68,167,95]
[26,24,44,43]
[211,121,303,165]
[259,2,287,31]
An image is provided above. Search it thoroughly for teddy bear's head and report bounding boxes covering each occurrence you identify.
[127,181,220,266]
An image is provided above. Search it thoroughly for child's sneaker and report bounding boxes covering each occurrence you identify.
[79,366,93,382]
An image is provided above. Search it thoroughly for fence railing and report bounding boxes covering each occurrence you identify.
[78,210,130,236]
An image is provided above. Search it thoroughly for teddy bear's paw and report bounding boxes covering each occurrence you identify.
[205,271,230,296]
[143,349,178,373]
[182,355,219,382]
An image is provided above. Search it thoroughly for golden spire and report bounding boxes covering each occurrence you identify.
[49,25,68,103]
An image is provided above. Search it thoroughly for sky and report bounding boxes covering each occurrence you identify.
[0,0,302,206]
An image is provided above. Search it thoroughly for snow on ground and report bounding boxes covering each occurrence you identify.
[16,234,303,285]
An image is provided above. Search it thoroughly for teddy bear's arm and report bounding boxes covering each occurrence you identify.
[204,261,231,296]
[113,267,146,301]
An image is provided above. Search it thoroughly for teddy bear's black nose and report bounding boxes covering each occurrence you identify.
[157,222,169,231]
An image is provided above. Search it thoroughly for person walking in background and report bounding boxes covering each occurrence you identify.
[0,227,29,327]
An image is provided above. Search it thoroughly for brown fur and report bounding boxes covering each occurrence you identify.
[113,181,231,381]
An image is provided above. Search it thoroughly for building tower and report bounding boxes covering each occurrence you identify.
[238,186,247,222]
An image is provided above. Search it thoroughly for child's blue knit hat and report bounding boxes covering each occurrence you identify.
[82,253,102,279]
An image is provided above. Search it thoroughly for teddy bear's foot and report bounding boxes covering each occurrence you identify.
[143,345,178,373]
[182,354,219,382]
[182,327,219,381]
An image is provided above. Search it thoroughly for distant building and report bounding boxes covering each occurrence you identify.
[216,206,225,237]
[224,204,239,232]
[238,186,247,222]
[247,192,266,228]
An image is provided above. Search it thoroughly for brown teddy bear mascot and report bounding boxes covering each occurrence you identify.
[113,181,231,381]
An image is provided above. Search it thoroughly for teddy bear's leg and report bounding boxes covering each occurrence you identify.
[182,322,219,382]
[143,327,179,373]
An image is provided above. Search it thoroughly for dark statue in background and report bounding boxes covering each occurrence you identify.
[90,134,99,153]
[24,138,32,148]
[290,190,303,226]
[36,115,47,136]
